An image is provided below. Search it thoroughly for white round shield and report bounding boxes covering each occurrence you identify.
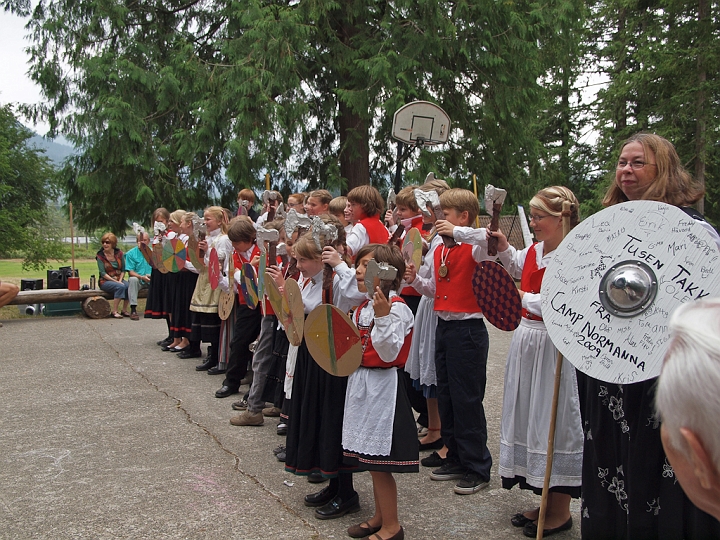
[542,201,720,384]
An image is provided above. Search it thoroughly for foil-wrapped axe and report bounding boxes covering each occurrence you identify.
[386,189,397,227]
[262,190,281,222]
[414,188,456,248]
[364,259,398,300]
[484,184,507,256]
[284,209,313,239]
[311,216,339,304]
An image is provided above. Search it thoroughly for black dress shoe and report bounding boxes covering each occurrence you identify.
[418,438,444,451]
[314,493,360,520]
[178,349,202,359]
[523,517,573,538]
[195,359,217,371]
[215,385,239,398]
[207,366,227,375]
[304,485,336,507]
[511,510,537,528]
[157,337,173,347]
[308,471,327,484]
[161,345,179,352]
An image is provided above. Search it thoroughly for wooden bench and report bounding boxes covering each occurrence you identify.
[8,288,148,318]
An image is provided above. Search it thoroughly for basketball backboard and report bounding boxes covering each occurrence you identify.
[391,101,451,146]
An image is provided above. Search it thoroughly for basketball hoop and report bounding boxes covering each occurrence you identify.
[391,101,451,147]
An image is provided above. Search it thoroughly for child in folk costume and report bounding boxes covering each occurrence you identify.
[346,185,390,257]
[189,206,232,373]
[342,243,417,540]
[215,216,262,399]
[174,212,202,359]
[494,187,583,537]
[164,209,193,352]
[406,188,513,495]
[403,179,451,458]
[304,189,332,216]
[266,215,365,519]
[145,207,172,344]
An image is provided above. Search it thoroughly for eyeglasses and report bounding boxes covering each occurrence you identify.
[616,160,657,170]
[529,214,552,223]
[102,240,111,244]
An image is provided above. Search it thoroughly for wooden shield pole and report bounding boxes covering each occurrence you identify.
[536,200,572,540]
[69,202,76,275]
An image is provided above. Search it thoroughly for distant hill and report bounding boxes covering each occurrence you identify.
[28,134,75,166]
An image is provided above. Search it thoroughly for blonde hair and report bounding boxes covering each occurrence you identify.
[529,186,580,229]
[169,209,187,226]
[603,133,704,207]
[329,196,347,215]
[439,188,479,225]
[100,232,118,248]
[420,178,451,195]
[203,206,230,234]
[395,186,420,212]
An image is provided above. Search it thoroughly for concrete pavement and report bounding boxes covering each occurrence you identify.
[0,315,580,539]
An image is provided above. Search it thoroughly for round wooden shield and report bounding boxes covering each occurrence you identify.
[283,278,305,346]
[240,263,259,309]
[403,228,423,270]
[162,238,187,273]
[265,271,285,321]
[139,243,155,269]
[187,235,204,268]
[208,248,221,289]
[153,243,168,274]
[543,201,720,384]
[218,257,235,320]
[305,304,362,377]
[471,260,522,331]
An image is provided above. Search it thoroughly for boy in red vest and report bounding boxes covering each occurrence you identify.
[405,188,512,495]
[214,217,263,399]
[346,185,390,257]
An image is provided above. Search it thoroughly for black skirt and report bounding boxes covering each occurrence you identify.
[170,271,198,338]
[144,268,171,319]
[284,340,355,478]
[260,322,288,407]
[190,311,221,344]
[576,371,720,539]
[343,369,419,474]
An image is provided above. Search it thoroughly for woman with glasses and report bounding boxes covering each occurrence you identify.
[579,133,720,539]
[287,192,307,214]
[492,187,583,538]
[97,232,130,319]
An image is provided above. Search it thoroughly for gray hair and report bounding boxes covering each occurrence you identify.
[656,297,720,472]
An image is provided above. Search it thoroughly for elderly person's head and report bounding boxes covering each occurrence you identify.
[656,298,720,520]
[136,232,150,246]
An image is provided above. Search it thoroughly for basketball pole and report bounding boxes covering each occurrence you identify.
[536,200,572,540]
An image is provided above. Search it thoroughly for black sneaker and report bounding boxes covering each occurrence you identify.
[421,451,446,468]
[429,462,466,481]
[453,471,489,495]
[157,337,173,347]
[273,444,286,456]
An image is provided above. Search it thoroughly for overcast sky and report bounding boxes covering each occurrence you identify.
[0,9,51,136]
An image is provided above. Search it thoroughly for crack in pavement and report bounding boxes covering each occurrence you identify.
[88,322,321,539]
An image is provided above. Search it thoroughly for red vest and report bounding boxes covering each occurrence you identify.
[520,243,545,321]
[355,297,412,369]
[433,243,482,314]
[359,215,390,244]
[233,244,261,306]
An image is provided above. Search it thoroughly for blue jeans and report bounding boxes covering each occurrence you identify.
[101,280,129,299]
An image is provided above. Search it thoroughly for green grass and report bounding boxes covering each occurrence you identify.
[0,259,101,287]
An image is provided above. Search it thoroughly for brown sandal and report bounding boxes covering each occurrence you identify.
[348,522,381,539]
